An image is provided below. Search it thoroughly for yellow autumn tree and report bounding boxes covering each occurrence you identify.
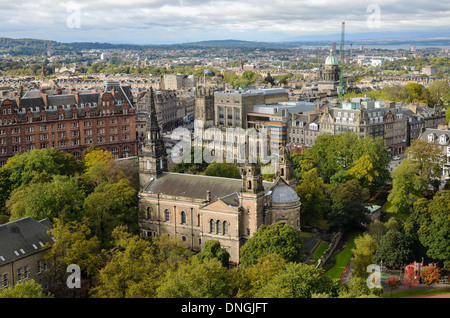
[348,154,379,191]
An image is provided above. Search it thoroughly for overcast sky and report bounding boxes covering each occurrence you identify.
[2,0,449,44]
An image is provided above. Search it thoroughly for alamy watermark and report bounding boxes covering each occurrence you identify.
[66,264,81,289]
[66,3,82,29]
[367,4,381,29]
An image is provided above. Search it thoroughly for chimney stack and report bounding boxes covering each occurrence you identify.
[206,191,211,202]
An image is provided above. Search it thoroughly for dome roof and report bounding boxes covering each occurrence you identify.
[325,50,339,65]
[271,181,300,204]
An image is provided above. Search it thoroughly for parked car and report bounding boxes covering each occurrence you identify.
[393,156,401,160]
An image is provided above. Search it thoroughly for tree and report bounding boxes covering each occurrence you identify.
[203,161,241,179]
[388,159,423,214]
[410,139,445,190]
[0,148,82,211]
[426,80,450,106]
[0,279,54,298]
[368,220,387,243]
[45,217,103,292]
[239,223,303,267]
[347,154,379,191]
[421,264,441,290]
[402,263,420,293]
[83,179,139,247]
[6,175,85,222]
[339,276,382,298]
[351,233,378,278]
[417,190,450,266]
[231,253,286,298]
[197,240,230,268]
[295,168,327,225]
[156,257,230,298]
[385,276,401,295]
[91,226,154,298]
[255,262,334,298]
[373,231,414,269]
[328,179,369,230]
[385,217,401,233]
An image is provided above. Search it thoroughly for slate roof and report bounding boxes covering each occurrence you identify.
[271,179,300,204]
[144,172,274,201]
[0,217,53,266]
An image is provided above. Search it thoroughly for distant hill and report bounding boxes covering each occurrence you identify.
[0,36,449,56]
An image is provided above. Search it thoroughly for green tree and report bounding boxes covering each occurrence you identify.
[197,240,230,268]
[0,279,54,298]
[231,253,286,298]
[296,168,327,225]
[6,175,85,222]
[417,190,450,266]
[239,223,303,267]
[0,149,82,211]
[44,217,103,294]
[203,161,241,179]
[83,179,139,247]
[255,262,334,298]
[351,233,378,278]
[368,220,387,243]
[328,179,370,230]
[90,226,153,298]
[373,231,414,269]
[156,257,230,298]
[339,276,382,298]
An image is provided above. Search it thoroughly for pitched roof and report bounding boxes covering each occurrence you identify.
[0,217,53,265]
[144,172,273,201]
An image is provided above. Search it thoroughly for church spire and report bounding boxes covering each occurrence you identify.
[139,87,168,188]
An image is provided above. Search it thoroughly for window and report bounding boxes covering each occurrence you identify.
[180,211,186,224]
[216,220,221,234]
[17,268,22,281]
[223,221,229,235]
[164,209,170,222]
[2,274,8,288]
[210,219,215,233]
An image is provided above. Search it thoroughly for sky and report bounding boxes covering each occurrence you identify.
[1,0,450,44]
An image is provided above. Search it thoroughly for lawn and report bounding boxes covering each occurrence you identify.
[381,200,409,221]
[382,288,450,298]
[313,241,330,266]
[325,231,361,280]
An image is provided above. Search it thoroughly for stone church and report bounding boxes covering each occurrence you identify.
[138,88,301,263]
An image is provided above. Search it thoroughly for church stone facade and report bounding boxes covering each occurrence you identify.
[138,88,301,263]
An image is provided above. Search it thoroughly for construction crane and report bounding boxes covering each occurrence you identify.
[338,21,345,104]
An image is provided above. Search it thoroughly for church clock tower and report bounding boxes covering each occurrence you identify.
[139,87,168,190]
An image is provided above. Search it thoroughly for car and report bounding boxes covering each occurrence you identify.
[393,156,401,160]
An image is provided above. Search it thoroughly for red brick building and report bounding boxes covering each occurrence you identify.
[0,84,137,166]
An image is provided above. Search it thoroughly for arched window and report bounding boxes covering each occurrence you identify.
[248,180,252,190]
[197,214,201,226]
[146,206,151,219]
[209,219,215,233]
[181,211,186,224]
[223,221,228,235]
[216,220,221,234]
[281,168,284,176]
[164,209,170,222]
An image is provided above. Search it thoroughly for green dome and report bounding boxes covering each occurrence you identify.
[325,50,339,65]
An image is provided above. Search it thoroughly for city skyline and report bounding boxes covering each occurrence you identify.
[1,0,450,45]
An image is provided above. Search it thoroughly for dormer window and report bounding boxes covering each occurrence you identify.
[428,133,436,142]
[439,134,448,145]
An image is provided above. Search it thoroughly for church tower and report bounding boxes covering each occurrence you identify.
[240,161,266,237]
[277,146,296,187]
[194,87,215,128]
[139,87,168,190]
